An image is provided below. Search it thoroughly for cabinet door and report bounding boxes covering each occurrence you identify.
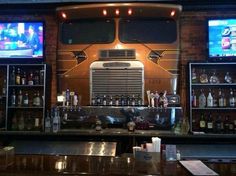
[0,65,7,130]
[189,62,236,134]
[7,64,46,131]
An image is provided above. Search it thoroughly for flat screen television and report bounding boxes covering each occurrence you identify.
[0,21,44,63]
[207,18,236,62]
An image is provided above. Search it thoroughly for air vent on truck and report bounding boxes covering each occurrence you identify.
[99,49,136,60]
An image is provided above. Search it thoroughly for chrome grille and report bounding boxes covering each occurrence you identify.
[90,61,144,102]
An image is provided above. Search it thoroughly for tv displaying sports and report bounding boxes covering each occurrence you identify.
[208,18,236,61]
[0,21,44,61]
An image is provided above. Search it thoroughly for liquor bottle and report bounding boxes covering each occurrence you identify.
[34,116,40,131]
[126,95,131,106]
[45,110,51,133]
[120,95,125,106]
[209,70,219,84]
[52,108,60,133]
[131,94,136,106]
[224,115,230,134]
[102,95,107,106]
[34,70,40,85]
[10,66,16,85]
[207,89,213,107]
[15,67,21,85]
[2,78,6,96]
[212,90,218,107]
[11,89,16,106]
[137,94,142,106]
[206,113,213,133]
[218,89,224,107]
[96,95,101,106]
[21,71,27,85]
[198,89,206,108]
[28,71,34,85]
[39,70,44,85]
[199,113,206,132]
[154,91,159,107]
[23,92,29,106]
[191,89,197,107]
[229,88,235,107]
[229,119,234,134]
[108,95,113,106]
[224,72,232,83]
[11,114,18,130]
[115,95,119,106]
[191,67,197,83]
[73,93,78,107]
[199,69,208,84]
[215,115,222,133]
[18,112,25,131]
[91,94,96,106]
[17,89,23,107]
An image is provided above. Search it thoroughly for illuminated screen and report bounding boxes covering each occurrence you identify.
[0,22,44,61]
[208,19,236,61]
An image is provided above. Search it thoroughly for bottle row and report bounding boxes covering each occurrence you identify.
[191,68,234,84]
[10,89,43,107]
[191,88,236,108]
[91,94,143,106]
[192,113,236,134]
[11,112,42,131]
[9,66,44,85]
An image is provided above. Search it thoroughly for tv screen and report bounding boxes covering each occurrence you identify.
[0,21,44,62]
[208,18,236,61]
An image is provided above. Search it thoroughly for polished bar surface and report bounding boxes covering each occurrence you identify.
[0,154,236,176]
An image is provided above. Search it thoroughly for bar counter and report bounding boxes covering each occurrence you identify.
[1,154,236,175]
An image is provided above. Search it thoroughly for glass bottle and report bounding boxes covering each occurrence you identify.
[215,115,222,133]
[137,94,142,106]
[23,92,29,106]
[224,72,233,83]
[229,88,235,107]
[131,94,136,106]
[218,89,224,107]
[191,89,197,107]
[96,95,101,106]
[10,66,16,85]
[21,71,27,85]
[191,67,197,83]
[45,110,51,133]
[34,70,40,85]
[2,78,6,96]
[224,115,230,134]
[199,69,208,84]
[126,95,131,106]
[91,94,96,106]
[207,89,213,107]
[206,113,213,133]
[109,95,113,106]
[11,89,16,106]
[199,113,206,132]
[18,112,25,131]
[198,89,206,108]
[102,95,107,106]
[120,95,125,106]
[28,71,34,85]
[209,70,219,84]
[115,95,119,106]
[15,67,21,85]
[17,89,23,107]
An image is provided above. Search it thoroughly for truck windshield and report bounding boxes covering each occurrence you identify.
[119,18,177,43]
[60,19,115,44]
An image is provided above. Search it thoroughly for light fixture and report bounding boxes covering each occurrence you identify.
[61,12,67,19]
[115,9,120,16]
[170,10,175,17]
[128,9,132,15]
[103,9,107,16]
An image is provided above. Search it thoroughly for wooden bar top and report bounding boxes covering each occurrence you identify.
[0,154,236,176]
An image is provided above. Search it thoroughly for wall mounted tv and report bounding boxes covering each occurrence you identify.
[208,18,236,62]
[0,21,44,62]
